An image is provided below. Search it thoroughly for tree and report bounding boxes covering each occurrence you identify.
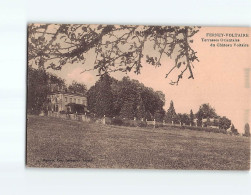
[176,113,183,124]
[189,109,195,126]
[27,66,49,115]
[196,104,218,127]
[86,85,97,114]
[28,24,200,85]
[95,74,114,117]
[87,75,165,120]
[112,76,164,120]
[181,114,190,125]
[196,103,217,120]
[219,116,231,130]
[68,81,87,95]
[243,123,250,137]
[155,109,166,122]
[135,98,146,119]
[231,124,239,135]
[27,65,66,115]
[166,100,177,123]
[118,77,140,119]
[48,74,66,91]
[86,74,114,117]
[156,91,165,106]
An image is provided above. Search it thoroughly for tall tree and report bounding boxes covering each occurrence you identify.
[166,100,177,123]
[95,74,114,117]
[86,85,97,114]
[27,66,66,115]
[27,66,49,115]
[244,123,250,137]
[118,77,140,119]
[189,109,195,126]
[28,24,200,85]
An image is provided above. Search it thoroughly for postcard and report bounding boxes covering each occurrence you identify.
[26,24,250,169]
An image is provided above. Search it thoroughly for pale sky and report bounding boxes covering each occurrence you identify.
[47,26,250,133]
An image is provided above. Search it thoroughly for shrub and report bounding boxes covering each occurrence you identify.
[111,118,123,126]
[129,121,137,127]
[138,121,147,127]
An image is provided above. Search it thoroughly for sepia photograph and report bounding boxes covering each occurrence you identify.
[26,24,250,170]
[2,0,251,194]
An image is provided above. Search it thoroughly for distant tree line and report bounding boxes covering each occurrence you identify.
[165,101,241,134]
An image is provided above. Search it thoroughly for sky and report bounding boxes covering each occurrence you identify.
[47,26,250,133]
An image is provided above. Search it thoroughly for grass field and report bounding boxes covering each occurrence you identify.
[26,115,250,170]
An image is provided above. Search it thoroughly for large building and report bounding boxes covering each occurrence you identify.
[48,91,88,113]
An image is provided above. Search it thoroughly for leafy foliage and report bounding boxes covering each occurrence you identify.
[219,116,231,130]
[27,66,66,114]
[27,66,49,115]
[196,103,217,121]
[68,81,87,95]
[165,100,177,123]
[181,113,190,125]
[87,75,165,119]
[90,74,114,117]
[28,24,200,85]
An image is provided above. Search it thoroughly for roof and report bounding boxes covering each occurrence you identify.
[49,91,86,97]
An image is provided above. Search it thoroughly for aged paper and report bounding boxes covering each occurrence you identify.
[26,24,250,169]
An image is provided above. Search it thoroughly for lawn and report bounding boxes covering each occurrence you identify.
[26,115,250,170]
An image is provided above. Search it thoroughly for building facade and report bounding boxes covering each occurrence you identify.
[48,92,88,113]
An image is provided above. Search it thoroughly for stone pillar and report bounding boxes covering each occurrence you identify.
[103,115,106,125]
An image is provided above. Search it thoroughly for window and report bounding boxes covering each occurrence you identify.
[82,100,85,105]
[65,97,67,102]
[70,98,72,103]
[78,99,80,104]
[74,98,76,103]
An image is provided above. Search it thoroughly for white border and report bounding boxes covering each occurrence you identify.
[0,0,250,194]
